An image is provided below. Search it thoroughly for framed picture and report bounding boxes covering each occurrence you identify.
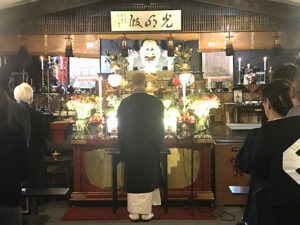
[202,51,233,81]
[233,89,243,103]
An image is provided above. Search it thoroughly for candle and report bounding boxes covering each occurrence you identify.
[264,56,267,71]
[238,57,242,72]
[98,75,102,99]
[60,56,63,71]
[40,56,44,70]
[182,84,186,112]
[207,77,212,90]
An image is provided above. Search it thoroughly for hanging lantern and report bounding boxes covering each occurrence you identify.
[108,74,122,87]
[17,34,28,56]
[122,36,128,57]
[273,32,282,56]
[225,32,234,56]
[179,65,194,112]
[225,25,234,56]
[179,72,194,87]
[168,35,174,57]
[65,35,74,57]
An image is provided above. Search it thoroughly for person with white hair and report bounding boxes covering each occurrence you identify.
[13,83,49,188]
[14,82,34,105]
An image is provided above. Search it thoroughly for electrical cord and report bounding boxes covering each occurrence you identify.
[215,207,236,221]
[170,122,222,188]
[180,146,190,186]
[178,121,222,141]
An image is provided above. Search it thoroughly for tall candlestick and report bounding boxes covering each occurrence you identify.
[98,75,103,116]
[47,69,50,110]
[40,56,44,86]
[238,57,242,72]
[264,56,267,71]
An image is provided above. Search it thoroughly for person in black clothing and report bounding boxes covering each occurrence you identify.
[235,79,294,225]
[14,83,49,188]
[0,90,28,225]
[251,79,300,225]
[117,72,164,221]
[8,99,31,147]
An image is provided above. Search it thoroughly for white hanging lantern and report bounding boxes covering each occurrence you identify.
[179,73,194,86]
[108,74,122,87]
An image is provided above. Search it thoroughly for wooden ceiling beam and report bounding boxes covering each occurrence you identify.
[1,0,300,25]
[193,0,300,20]
[0,0,104,23]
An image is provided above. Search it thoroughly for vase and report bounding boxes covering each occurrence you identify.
[195,115,210,135]
[75,119,88,139]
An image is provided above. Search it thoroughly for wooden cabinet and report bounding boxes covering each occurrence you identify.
[214,142,250,206]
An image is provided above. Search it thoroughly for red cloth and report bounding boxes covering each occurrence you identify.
[62,206,215,220]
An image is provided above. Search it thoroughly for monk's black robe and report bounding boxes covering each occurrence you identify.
[117,92,164,193]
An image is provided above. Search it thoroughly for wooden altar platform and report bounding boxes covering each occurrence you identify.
[70,137,214,202]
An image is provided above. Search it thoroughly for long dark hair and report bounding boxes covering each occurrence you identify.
[273,63,300,82]
[0,90,10,126]
[262,79,293,116]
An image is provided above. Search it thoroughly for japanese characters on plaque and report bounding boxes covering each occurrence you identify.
[111,10,181,31]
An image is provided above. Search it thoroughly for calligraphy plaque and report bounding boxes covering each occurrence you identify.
[111,10,181,31]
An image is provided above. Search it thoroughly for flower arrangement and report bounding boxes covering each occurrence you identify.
[67,95,101,119]
[186,94,220,130]
[67,95,102,133]
[106,95,122,112]
[105,95,123,134]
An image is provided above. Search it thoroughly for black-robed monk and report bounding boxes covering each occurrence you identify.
[118,90,164,193]
[117,73,164,221]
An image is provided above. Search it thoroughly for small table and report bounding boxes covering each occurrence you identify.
[22,187,70,215]
[108,149,170,214]
[45,155,73,187]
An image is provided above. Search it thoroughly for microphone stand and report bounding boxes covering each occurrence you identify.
[172,122,220,215]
